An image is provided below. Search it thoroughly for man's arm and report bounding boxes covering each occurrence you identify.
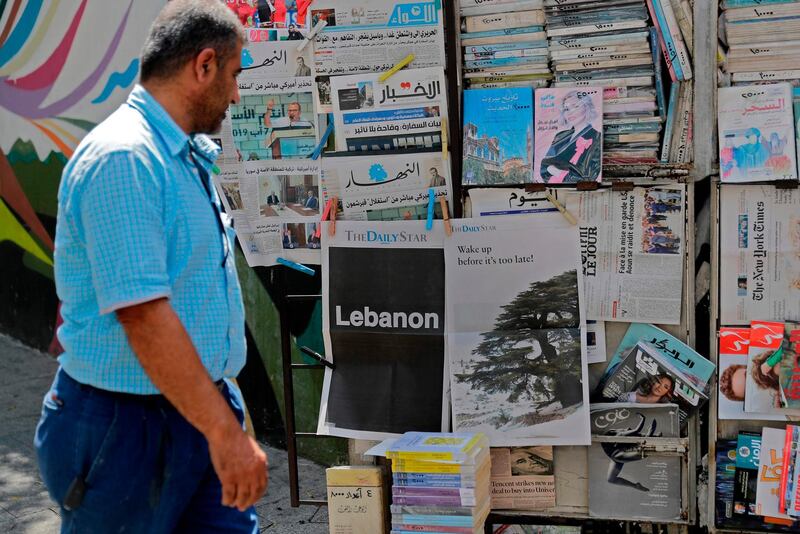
[117,297,267,511]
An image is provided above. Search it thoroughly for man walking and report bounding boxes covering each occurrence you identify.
[35,1,267,532]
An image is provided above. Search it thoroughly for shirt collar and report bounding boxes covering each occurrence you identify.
[126,85,222,171]
[127,84,190,157]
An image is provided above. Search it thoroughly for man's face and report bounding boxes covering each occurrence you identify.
[307,190,313,198]
[297,57,305,67]
[287,103,301,121]
[193,41,243,133]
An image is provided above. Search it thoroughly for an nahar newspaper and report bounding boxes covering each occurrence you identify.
[320,152,452,221]
[446,215,590,446]
[720,184,800,324]
[318,220,448,440]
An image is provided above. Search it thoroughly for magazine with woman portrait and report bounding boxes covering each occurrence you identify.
[533,87,603,184]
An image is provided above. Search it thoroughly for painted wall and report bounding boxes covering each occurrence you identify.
[0,0,342,465]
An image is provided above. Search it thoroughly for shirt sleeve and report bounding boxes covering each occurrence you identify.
[77,150,171,314]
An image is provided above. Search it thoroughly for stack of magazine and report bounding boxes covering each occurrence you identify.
[717,321,800,420]
[460,0,552,90]
[544,1,665,164]
[719,0,800,85]
[714,426,800,530]
[586,324,713,520]
[386,432,492,534]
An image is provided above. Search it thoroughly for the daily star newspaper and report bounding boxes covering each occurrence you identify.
[720,185,800,325]
[467,186,685,325]
[559,186,685,324]
[310,0,446,111]
[330,67,447,152]
[320,152,452,221]
[317,220,448,440]
[213,161,322,267]
[446,215,590,446]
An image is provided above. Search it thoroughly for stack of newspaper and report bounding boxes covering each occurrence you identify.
[720,0,800,85]
[386,432,491,534]
[545,0,665,164]
[460,0,552,89]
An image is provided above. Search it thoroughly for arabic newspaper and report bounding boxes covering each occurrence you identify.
[330,67,447,152]
[320,152,452,221]
[720,185,800,324]
[212,161,322,267]
[446,215,590,446]
[310,0,446,112]
[238,40,313,81]
[219,77,319,163]
[318,220,448,440]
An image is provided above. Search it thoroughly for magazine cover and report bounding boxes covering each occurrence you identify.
[489,446,556,510]
[607,323,715,394]
[588,443,682,521]
[718,83,798,183]
[446,215,590,446]
[779,425,800,516]
[596,341,707,425]
[462,88,534,185]
[733,432,762,517]
[777,324,800,413]
[533,87,603,183]
[745,321,785,414]
[590,403,680,439]
[718,327,785,421]
[757,427,796,523]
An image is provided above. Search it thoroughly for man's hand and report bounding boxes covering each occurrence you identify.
[208,423,268,511]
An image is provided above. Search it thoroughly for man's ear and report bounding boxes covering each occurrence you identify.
[194,48,217,83]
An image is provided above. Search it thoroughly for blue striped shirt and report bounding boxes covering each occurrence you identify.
[54,84,246,394]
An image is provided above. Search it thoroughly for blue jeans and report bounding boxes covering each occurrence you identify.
[34,368,259,533]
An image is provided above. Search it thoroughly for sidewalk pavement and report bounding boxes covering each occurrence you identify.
[0,333,329,533]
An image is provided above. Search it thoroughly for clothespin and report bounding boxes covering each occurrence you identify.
[425,188,435,231]
[297,19,327,52]
[276,257,315,276]
[544,191,577,225]
[311,119,334,160]
[316,198,334,238]
[378,54,415,83]
[328,196,337,236]
[439,197,452,236]
[441,117,448,160]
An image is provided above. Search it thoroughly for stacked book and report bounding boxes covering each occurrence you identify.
[386,432,491,534]
[544,0,666,164]
[460,0,552,89]
[719,0,800,85]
